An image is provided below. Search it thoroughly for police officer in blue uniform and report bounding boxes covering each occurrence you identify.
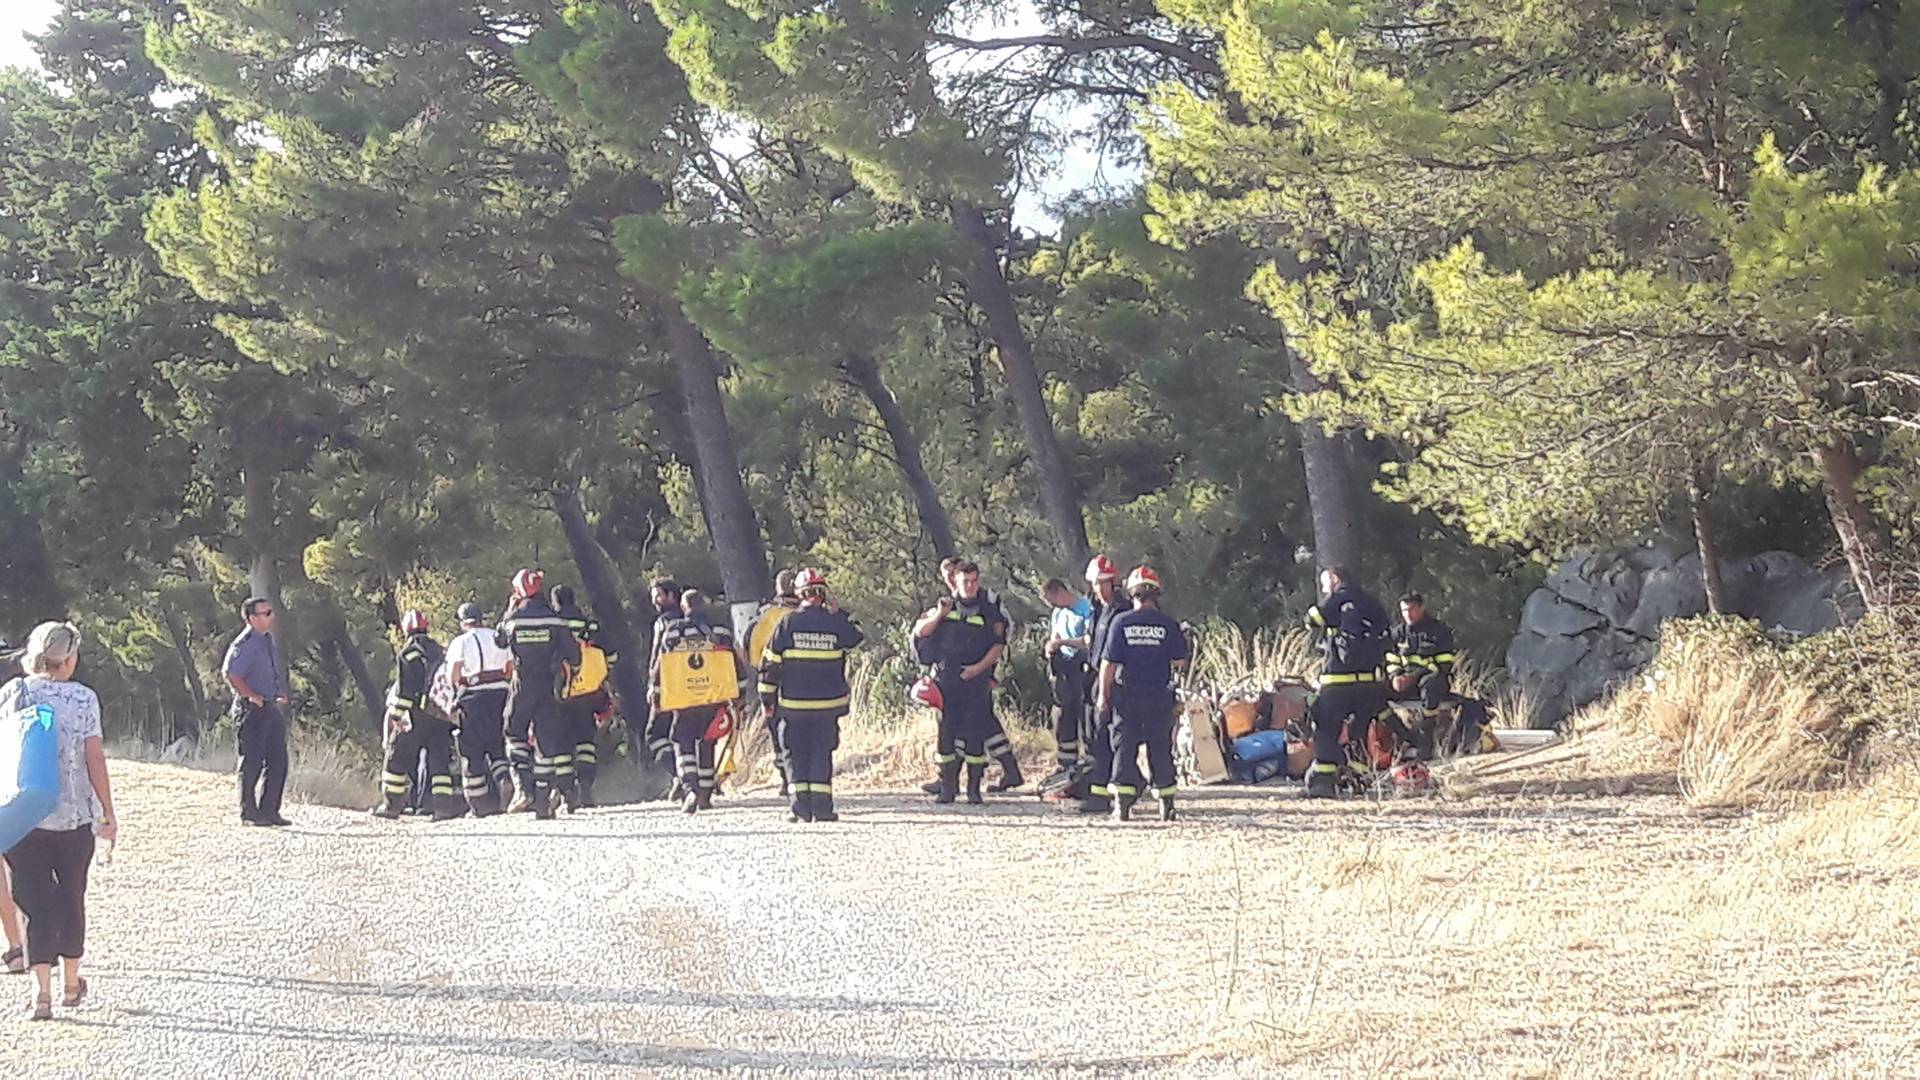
[1095,566,1190,822]
[757,569,863,823]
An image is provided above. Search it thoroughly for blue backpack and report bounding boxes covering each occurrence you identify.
[0,679,60,853]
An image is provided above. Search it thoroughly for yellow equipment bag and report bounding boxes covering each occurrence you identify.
[564,642,609,699]
[747,605,790,670]
[659,645,739,711]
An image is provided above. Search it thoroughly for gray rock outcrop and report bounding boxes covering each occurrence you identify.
[1506,544,1859,727]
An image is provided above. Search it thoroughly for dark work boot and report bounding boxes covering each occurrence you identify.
[432,794,467,822]
[965,763,987,806]
[1113,793,1136,822]
[533,782,556,820]
[919,779,941,796]
[933,760,962,805]
[695,786,714,811]
[813,792,839,823]
[788,791,813,824]
[1158,795,1177,823]
[1305,764,1339,800]
[682,788,701,815]
[370,792,404,820]
[991,754,1024,792]
[1077,792,1112,815]
[575,779,596,809]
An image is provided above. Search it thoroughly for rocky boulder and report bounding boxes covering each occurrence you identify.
[1506,544,1859,727]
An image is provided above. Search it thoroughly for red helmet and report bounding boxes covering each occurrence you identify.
[1085,554,1119,583]
[1125,565,1162,594]
[1391,762,1432,792]
[512,568,544,600]
[401,609,429,635]
[794,568,828,593]
[909,676,944,711]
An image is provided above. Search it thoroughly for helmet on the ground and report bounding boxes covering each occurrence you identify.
[910,676,944,711]
[457,602,484,624]
[401,609,429,635]
[512,568,544,600]
[794,568,829,594]
[1125,565,1161,595]
[1084,554,1119,583]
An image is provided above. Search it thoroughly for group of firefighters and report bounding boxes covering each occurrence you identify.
[370,551,1462,824]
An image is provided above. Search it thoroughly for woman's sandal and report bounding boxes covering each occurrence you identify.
[2,947,23,975]
[61,978,87,1008]
[28,990,51,1021]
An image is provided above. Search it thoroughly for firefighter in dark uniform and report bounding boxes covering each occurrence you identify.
[447,602,514,815]
[911,559,1007,805]
[1303,565,1392,799]
[552,584,614,809]
[1384,592,1459,760]
[1096,567,1190,822]
[653,588,748,814]
[496,569,580,819]
[642,577,685,776]
[373,610,461,820]
[1077,555,1129,815]
[757,569,863,823]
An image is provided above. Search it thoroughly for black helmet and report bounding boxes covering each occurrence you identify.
[457,602,485,624]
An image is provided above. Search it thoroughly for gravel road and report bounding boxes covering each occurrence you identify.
[5,758,1916,1077]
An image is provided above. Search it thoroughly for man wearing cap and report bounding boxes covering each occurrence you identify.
[1077,556,1129,815]
[1096,566,1190,822]
[223,597,292,827]
[448,602,514,815]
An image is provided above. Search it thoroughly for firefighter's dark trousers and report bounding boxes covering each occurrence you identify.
[1110,691,1177,800]
[776,709,841,812]
[561,693,602,792]
[1312,680,1387,768]
[384,715,456,811]
[671,706,722,796]
[1048,653,1087,768]
[454,688,511,814]
[1084,700,1116,800]
[935,675,993,769]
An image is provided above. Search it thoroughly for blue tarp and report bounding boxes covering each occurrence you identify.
[0,703,59,854]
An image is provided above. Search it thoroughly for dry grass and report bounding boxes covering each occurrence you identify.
[1578,647,1849,807]
[110,732,376,809]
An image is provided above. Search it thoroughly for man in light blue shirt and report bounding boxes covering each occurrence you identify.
[1043,578,1094,773]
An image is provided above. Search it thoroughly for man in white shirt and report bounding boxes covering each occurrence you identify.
[447,603,516,815]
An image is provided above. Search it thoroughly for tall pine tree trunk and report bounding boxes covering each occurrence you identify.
[655,299,773,607]
[1814,440,1894,611]
[159,599,208,739]
[1686,464,1729,615]
[842,351,957,558]
[949,200,1088,565]
[237,421,293,692]
[311,602,382,736]
[552,487,651,723]
[1285,346,1363,574]
[0,442,63,629]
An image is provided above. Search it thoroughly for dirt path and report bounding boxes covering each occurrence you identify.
[4,758,1916,1076]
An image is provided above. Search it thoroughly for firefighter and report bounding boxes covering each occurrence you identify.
[447,602,514,816]
[653,589,748,814]
[496,569,580,819]
[1303,566,1392,799]
[373,610,461,821]
[551,584,614,810]
[1042,577,1093,778]
[911,560,1007,805]
[1384,593,1459,760]
[1096,567,1190,822]
[642,577,685,777]
[914,558,1024,795]
[757,569,863,823]
[1077,555,1129,815]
